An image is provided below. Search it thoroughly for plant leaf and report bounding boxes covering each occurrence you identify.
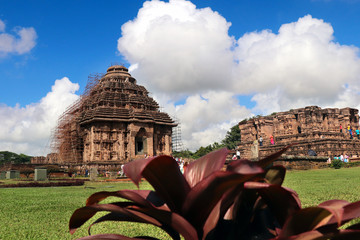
[227,159,264,175]
[265,165,286,185]
[90,212,181,240]
[244,182,301,227]
[228,187,264,238]
[339,201,360,226]
[258,144,293,168]
[278,207,332,238]
[320,200,360,230]
[346,222,360,230]
[69,202,161,234]
[231,186,258,221]
[202,200,222,239]
[127,207,198,240]
[77,233,161,240]
[184,148,229,188]
[318,200,348,228]
[91,205,198,240]
[312,230,360,240]
[182,170,262,235]
[202,185,245,239]
[275,230,323,240]
[86,203,198,240]
[123,156,156,186]
[86,190,165,208]
[282,186,302,209]
[124,155,190,213]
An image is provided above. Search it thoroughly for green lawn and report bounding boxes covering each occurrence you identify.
[0,180,170,240]
[283,166,360,208]
[1,167,360,240]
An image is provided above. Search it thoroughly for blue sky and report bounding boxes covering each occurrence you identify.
[1,0,360,155]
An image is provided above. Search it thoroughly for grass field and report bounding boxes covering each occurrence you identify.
[283,166,360,208]
[0,180,171,240]
[1,167,360,240]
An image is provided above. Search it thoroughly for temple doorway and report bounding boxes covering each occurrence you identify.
[135,128,147,155]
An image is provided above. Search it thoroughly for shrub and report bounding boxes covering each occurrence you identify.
[331,159,344,169]
[0,180,85,188]
[70,146,360,239]
[19,167,34,178]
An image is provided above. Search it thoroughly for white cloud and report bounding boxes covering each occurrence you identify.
[0,18,37,56]
[170,91,251,149]
[331,84,360,110]
[117,1,360,151]
[118,0,243,150]
[0,78,79,156]
[118,0,234,97]
[233,15,360,113]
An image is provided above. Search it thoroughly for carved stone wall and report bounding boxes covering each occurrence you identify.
[31,156,46,164]
[238,106,360,159]
[273,156,329,170]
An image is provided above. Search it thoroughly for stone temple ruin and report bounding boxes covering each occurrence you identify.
[238,106,360,163]
[41,65,176,167]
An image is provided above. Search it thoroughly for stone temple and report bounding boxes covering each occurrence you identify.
[47,65,176,165]
[238,106,360,160]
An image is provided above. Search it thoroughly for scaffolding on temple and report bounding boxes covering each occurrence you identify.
[171,116,184,152]
[50,73,102,163]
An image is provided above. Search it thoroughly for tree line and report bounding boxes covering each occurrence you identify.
[0,151,32,165]
[173,124,241,159]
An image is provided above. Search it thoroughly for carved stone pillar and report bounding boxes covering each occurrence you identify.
[164,134,170,155]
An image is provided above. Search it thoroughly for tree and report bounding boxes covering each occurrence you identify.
[19,153,32,163]
[172,125,240,159]
[172,149,193,159]
[0,151,32,164]
[193,146,209,159]
[211,142,224,150]
[221,124,241,150]
[20,167,34,178]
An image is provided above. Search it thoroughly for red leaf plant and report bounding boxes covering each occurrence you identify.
[69,146,360,240]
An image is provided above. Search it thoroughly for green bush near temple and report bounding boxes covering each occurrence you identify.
[331,159,344,169]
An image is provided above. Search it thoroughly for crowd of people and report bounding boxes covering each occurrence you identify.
[331,154,350,163]
[340,124,360,139]
[175,157,188,173]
